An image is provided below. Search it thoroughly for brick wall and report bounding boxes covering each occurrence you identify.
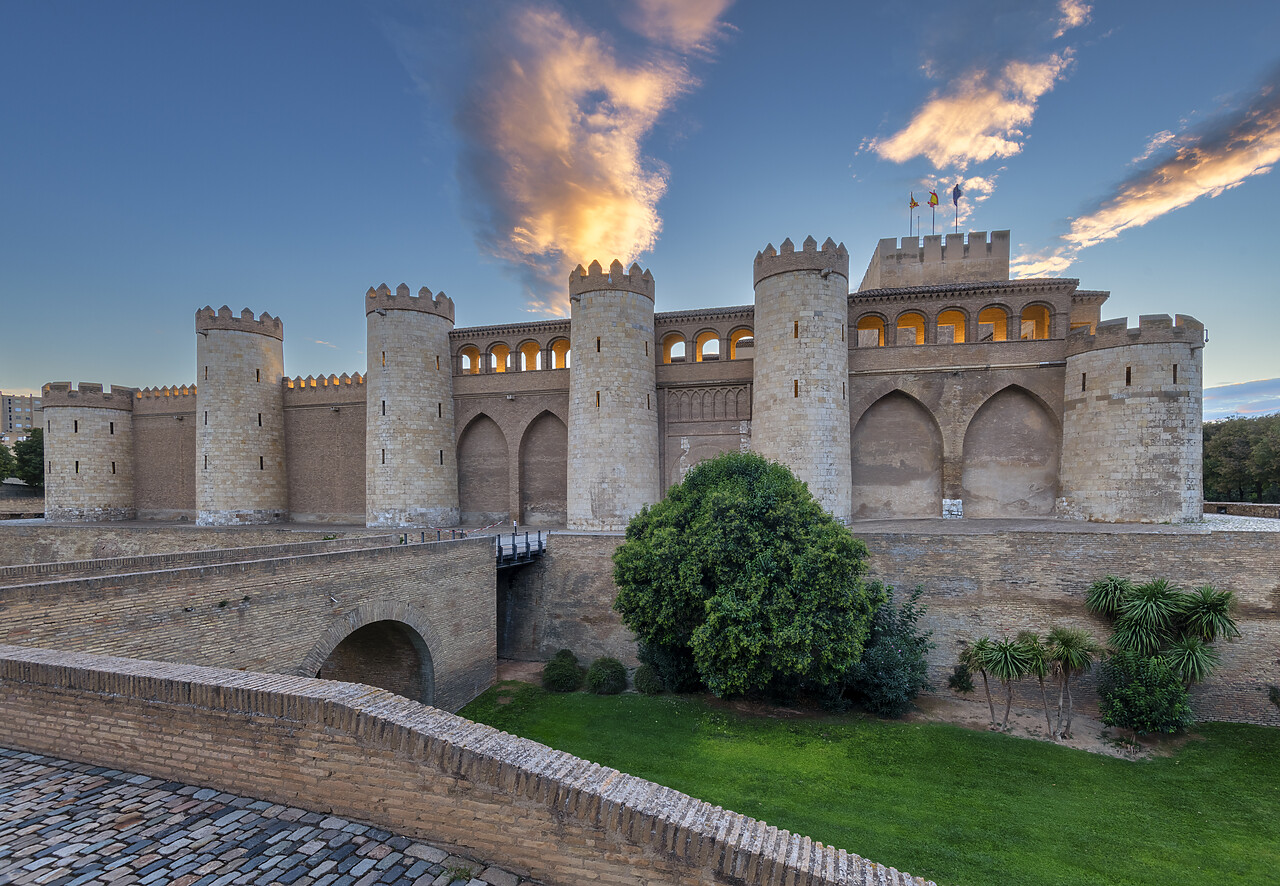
[0,645,934,886]
[0,537,496,712]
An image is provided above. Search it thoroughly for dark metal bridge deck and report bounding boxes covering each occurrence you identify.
[494,531,546,568]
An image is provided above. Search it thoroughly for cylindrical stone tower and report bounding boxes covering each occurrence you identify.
[566,260,660,530]
[1059,314,1205,522]
[750,236,852,521]
[41,382,136,521]
[195,306,288,525]
[365,283,459,527]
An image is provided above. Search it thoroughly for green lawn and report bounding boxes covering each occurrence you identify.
[461,683,1279,886]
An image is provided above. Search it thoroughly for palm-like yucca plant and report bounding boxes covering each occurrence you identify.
[1047,625,1105,738]
[1112,579,1189,654]
[960,638,998,726]
[1164,635,1221,686]
[1180,585,1241,643]
[1084,576,1133,618]
[985,637,1033,730]
[1017,631,1054,738]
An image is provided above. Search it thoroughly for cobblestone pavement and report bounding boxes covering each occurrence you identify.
[1199,513,1280,531]
[0,748,535,886]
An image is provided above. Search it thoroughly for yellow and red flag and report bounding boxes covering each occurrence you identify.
[928,190,939,207]
[909,193,919,209]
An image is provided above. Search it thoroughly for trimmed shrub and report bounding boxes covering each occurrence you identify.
[542,651,583,692]
[947,662,975,694]
[586,657,627,695]
[844,584,933,718]
[637,641,702,693]
[1098,650,1192,736]
[633,664,665,695]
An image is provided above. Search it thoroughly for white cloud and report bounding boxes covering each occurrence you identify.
[1054,0,1091,39]
[871,53,1073,170]
[1013,69,1280,277]
[456,2,730,313]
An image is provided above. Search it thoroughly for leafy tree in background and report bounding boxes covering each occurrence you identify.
[0,443,16,481]
[12,428,43,489]
[959,637,998,726]
[985,637,1033,729]
[1203,414,1280,502]
[1018,631,1054,737]
[613,451,881,698]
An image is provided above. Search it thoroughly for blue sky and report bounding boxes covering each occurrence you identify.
[2,1,1277,420]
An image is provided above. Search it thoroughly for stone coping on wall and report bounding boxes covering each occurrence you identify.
[1204,502,1280,519]
[0,645,935,886]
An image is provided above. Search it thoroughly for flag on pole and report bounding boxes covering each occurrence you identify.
[909,193,919,209]
[928,190,939,207]
[952,183,962,206]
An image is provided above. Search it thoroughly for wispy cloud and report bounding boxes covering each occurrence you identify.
[454,1,732,314]
[872,53,1074,170]
[1013,65,1280,277]
[869,2,1089,173]
[1204,377,1280,421]
[313,340,338,350]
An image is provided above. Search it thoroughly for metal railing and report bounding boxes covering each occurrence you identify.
[495,530,546,567]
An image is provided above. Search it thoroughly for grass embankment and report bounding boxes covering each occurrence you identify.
[461,683,1279,886]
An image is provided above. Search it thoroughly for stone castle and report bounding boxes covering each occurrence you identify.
[40,229,1206,528]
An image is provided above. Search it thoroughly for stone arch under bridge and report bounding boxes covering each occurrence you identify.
[299,601,443,706]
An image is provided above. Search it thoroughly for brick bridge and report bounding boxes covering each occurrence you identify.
[0,533,501,712]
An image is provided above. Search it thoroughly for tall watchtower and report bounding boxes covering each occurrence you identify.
[365,284,459,527]
[41,382,136,521]
[1059,314,1205,522]
[195,307,287,525]
[566,260,660,530]
[750,236,852,521]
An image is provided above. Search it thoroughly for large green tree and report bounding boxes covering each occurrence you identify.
[613,451,881,698]
[1203,414,1280,502]
[0,442,16,481]
[12,428,43,489]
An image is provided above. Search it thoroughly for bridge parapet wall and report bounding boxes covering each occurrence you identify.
[0,644,936,886]
[0,538,495,712]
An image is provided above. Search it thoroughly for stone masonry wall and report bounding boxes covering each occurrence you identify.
[751,239,852,521]
[0,537,495,712]
[566,264,660,531]
[0,645,935,886]
[501,529,1280,726]
[42,391,136,521]
[366,287,459,527]
[1059,316,1204,522]
[132,388,197,519]
[196,318,288,524]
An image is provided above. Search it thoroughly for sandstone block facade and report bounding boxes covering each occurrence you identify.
[751,237,852,521]
[566,261,659,530]
[365,285,459,527]
[41,383,136,521]
[195,308,287,525]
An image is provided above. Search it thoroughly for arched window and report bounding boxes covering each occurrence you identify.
[695,330,720,362]
[978,306,1008,342]
[936,309,967,344]
[729,328,754,359]
[856,316,885,347]
[896,311,925,346]
[661,332,686,364]
[518,341,542,371]
[550,338,571,369]
[458,345,481,375]
[1021,305,1051,340]
[489,343,510,373]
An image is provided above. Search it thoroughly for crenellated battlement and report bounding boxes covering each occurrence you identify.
[365,284,455,323]
[41,382,135,411]
[284,372,365,390]
[858,230,1010,290]
[753,236,849,287]
[1066,313,1205,357]
[195,306,284,341]
[135,384,197,400]
[568,259,654,300]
